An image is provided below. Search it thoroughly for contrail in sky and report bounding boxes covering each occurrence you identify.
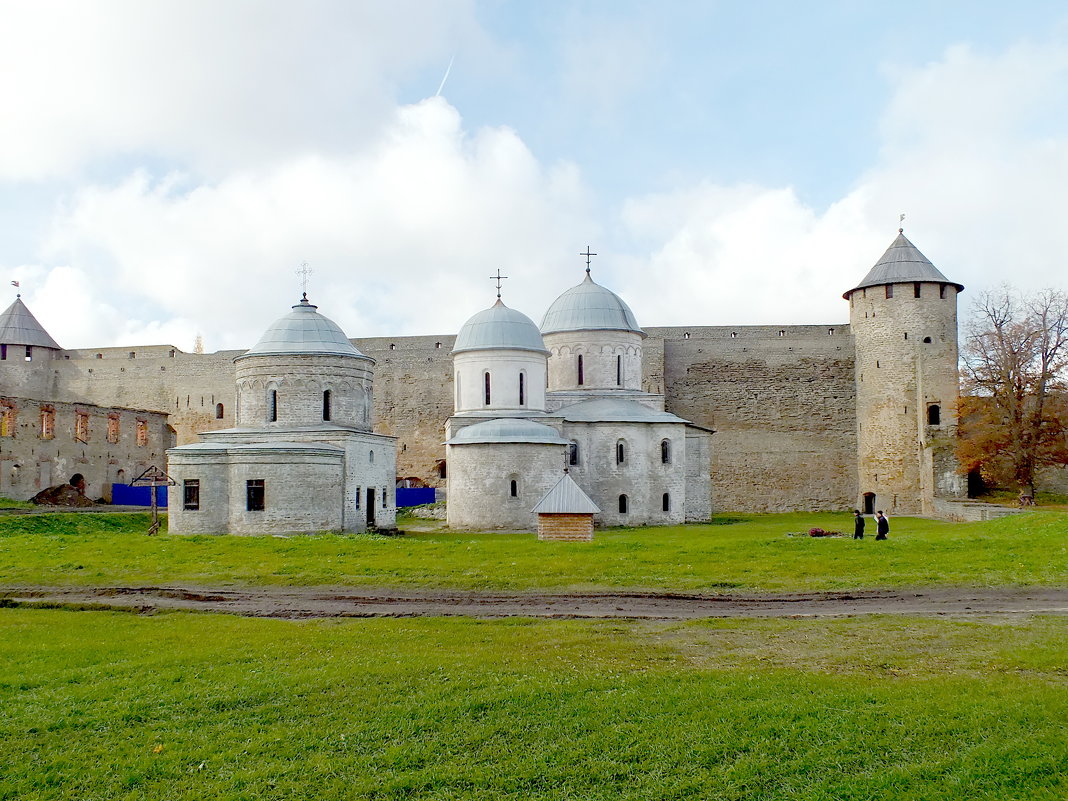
[436,55,455,96]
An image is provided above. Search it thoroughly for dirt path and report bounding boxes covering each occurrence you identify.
[3,585,1068,620]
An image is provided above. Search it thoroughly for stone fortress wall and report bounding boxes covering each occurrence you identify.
[54,323,859,513]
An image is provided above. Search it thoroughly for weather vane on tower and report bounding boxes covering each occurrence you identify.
[296,262,313,299]
[580,246,597,275]
[490,268,509,300]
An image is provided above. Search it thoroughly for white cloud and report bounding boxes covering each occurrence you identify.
[0,0,484,180]
[609,39,1068,329]
[37,98,597,349]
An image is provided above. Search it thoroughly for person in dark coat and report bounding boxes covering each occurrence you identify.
[853,509,865,539]
[875,511,889,540]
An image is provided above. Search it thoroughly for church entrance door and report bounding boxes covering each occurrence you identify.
[366,488,376,527]
[862,492,875,514]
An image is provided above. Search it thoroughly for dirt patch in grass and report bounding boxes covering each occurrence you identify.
[3,584,1068,619]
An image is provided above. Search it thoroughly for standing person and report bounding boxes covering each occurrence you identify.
[853,509,865,539]
[875,510,889,540]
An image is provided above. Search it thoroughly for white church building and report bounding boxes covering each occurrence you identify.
[445,267,713,531]
[167,294,397,534]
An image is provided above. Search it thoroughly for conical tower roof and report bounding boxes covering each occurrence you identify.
[0,296,62,349]
[843,231,964,299]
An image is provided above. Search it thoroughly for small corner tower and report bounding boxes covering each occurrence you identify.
[0,295,63,399]
[845,230,966,515]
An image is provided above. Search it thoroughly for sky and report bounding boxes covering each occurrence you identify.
[3,0,1068,352]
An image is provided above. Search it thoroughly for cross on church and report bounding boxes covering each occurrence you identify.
[580,246,597,274]
[490,268,509,299]
[296,262,313,295]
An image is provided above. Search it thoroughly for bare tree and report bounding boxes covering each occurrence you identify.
[958,287,1068,495]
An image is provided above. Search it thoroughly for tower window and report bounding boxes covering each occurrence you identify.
[519,373,525,406]
[509,479,518,498]
[246,479,265,511]
[885,285,894,299]
[569,442,579,466]
[577,355,584,386]
[662,492,670,512]
[940,284,948,299]
[927,404,941,426]
[183,479,200,511]
[618,494,628,514]
[216,403,224,419]
[914,282,921,298]
[661,439,671,464]
[616,440,625,464]
[778,330,785,337]
[484,372,491,405]
[24,345,32,361]
[268,390,277,422]
[923,336,932,344]
[617,355,622,386]
[323,389,332,421]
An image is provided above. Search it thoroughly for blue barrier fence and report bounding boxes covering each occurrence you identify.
[396,487,436,507]
[112,484,168,507]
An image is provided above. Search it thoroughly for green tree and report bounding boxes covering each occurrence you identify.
[958,287,1068,495]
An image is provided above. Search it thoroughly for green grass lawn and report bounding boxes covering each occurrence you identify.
[1,511,1066,590]
[2,609,1066,800]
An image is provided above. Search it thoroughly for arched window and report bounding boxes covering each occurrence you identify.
[509,479,518,498]
[927,404,941,426]
[569,441,579,466]
[369,450,375,464]
[484,372,491,405]
[661,439,671,464]
[322,390,332,421]
[616,440,625,464]
[519,372,525,406]
[268,390,277,422]
[662,492,670,511]
[215,403,224,419]
[616,355,622,386]
[577,354,584,386]
[618,494,628,514]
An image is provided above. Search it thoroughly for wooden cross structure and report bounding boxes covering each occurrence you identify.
[131,465,176,535]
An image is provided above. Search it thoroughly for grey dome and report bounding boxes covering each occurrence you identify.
[559,397,690,424]
[541,273,644,336]
[844,231,964,299]
[446,417,568,445]
[237,295,368,361]
[453,299,548,355]
[0,296,61,349]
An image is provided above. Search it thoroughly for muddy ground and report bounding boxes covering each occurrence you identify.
[3,585,1068,619]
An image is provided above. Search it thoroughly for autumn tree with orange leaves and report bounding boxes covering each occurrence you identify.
[957,287,1068,495]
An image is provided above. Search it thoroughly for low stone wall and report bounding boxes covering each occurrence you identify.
[929,497,1023,522]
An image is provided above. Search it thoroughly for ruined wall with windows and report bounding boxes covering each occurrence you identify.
[0,395,173,501]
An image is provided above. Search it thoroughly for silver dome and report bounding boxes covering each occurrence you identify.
[237,296,369,360]
[453,299,548,355]
[446,417,568,445]
[540,273,644,336]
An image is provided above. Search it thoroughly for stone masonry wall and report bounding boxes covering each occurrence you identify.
[47,324,862,513]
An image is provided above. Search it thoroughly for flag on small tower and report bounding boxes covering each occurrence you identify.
[10,281,18,287]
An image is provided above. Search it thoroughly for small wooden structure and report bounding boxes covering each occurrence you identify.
[131,465,176,535]
[531,473,600,541]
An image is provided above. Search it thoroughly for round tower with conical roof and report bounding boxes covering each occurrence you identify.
[0,295,64,399]
[541,270,646,392]
[845,230,966,515]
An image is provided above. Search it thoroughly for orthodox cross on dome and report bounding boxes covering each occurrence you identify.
[295,262,313,296]
[580,246,597,275]
[490,268,509,299]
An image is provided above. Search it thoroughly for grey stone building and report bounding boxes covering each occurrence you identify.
[0,295,173,501]
[166,295,397,534]
[445,271,714,530]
